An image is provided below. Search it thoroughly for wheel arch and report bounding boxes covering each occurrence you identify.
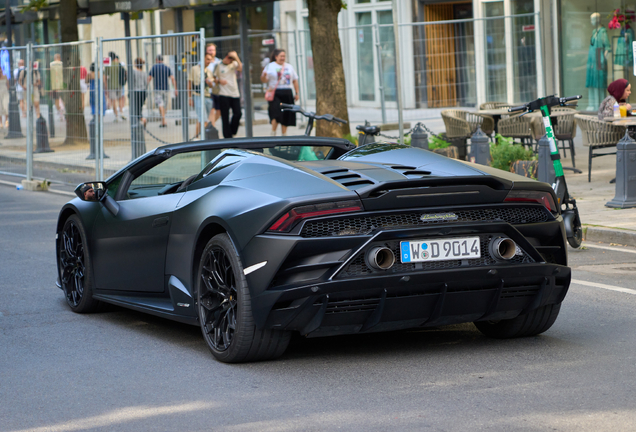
[191,221,228,291]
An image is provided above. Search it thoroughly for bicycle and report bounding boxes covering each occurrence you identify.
[280,103,347,136]
[508,95,583,248]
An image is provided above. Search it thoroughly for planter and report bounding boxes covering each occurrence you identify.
[510,160,538,179]
[433,146,459,159]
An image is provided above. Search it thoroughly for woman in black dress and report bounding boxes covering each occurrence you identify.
[261,49,300,136]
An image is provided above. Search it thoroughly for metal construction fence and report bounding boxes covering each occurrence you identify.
[0,14,543,185]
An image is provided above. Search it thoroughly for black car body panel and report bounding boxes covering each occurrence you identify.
[56,137,570,339]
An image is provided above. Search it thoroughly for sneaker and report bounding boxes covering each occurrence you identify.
[121,115,127,121]
[270,130,276,136]
[113,117,119,123]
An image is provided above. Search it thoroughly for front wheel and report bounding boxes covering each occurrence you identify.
[474,303,561,339]
[563,209,582,249]
[58,215,100,313]
[197,233,290,363]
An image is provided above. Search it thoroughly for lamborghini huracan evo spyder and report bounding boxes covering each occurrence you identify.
[56,137,571,363]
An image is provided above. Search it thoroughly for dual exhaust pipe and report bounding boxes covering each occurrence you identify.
[364,237,518,271]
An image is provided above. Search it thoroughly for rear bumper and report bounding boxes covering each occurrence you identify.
[254,263,570,337]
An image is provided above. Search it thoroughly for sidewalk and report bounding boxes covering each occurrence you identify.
[1,105,635,247]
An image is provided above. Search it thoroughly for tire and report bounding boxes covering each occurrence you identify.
[58,215,100,313]
[474,303,561,339]
[196,233,290,363]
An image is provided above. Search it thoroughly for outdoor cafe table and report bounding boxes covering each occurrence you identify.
[476,108,511,133]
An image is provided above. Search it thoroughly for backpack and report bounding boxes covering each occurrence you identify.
[118,64,127,86]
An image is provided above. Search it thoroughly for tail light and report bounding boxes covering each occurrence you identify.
[505,190,557,214]
[268,199,363,233]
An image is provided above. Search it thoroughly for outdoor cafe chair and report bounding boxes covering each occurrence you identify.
[441,109,495,139]
[574,114,625,182]
[531,110,578,166]
[497,113,534,147]
[479,102,512,110]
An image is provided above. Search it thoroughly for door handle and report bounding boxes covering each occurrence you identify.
[152,216,169,228]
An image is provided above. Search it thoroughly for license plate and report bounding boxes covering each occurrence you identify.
[400,237,480,263]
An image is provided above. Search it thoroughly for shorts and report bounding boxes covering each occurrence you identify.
[16,89,24,101]
[32,87,40,104]
[154,90,170,108]
[212,94,221,111]
[80,81,88,94]
[107,89,121,100]
[121,87,126,98]
[193,96,213,123]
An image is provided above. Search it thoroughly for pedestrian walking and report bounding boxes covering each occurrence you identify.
[50,53,65,121]
[213,50,242,138]
[88,62,106,117]
[189,53,214,138]
[130,58,148,128]
[205,43,221,127]
[261,49,299,136]
[18,63,41,118]
[148,54,177,128]
[105,52,127,122]
[13,59,25,118]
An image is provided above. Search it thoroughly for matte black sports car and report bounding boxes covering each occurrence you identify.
[56,137,570,363]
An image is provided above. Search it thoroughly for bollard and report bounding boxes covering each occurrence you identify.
[606,131,636,208]
[86,117,96,160]
[86,117,109,160]
[34,115,53,153]
[131,117,146,160]
[469,127,490,165]
[537,135,556,184]
[410,123,428,150]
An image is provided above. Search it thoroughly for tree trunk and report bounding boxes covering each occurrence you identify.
[307,0,350,138]
[60,0,88,145]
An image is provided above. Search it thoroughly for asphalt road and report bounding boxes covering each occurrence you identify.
[2,185,636,432]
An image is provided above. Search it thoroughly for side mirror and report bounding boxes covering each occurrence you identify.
[74,181,106,202]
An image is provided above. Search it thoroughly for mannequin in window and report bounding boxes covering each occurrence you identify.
[614,23,635,74]
[586,13,611,111]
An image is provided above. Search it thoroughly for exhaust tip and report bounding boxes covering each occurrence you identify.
[490,237,517,261]
[366,247,395,270]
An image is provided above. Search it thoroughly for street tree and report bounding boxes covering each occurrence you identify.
[59,0,88,144]
[307,0,350,138]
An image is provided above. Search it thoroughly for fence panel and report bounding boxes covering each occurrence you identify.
[0,46,29,179]
[99,32,204,177]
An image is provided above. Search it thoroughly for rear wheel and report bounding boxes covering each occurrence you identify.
[474,303,561,339]
[58,215,100,313]
[197,233,290,363]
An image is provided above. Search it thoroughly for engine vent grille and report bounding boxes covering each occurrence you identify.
[322,168,375,190]
[301,206,550,238]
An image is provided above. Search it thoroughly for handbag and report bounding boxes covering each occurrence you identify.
[264,68,280,102]
[265,81,278,102]
[211,64,221,96]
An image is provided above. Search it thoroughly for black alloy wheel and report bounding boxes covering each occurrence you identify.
[199,244,238,352]
[58,215,99,313]
[197,234,291,363]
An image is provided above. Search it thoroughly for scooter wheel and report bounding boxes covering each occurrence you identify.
[567,225,583,249]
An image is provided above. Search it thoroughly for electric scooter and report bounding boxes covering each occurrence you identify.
[508,95,583,248]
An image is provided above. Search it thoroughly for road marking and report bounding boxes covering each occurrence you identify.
[571,279,636,295]
[582,242,636,254]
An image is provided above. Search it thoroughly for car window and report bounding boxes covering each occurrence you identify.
[126,151,214,200]
[264,145,331,161]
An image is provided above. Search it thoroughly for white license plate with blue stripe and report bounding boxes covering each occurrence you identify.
[400,237,481,263]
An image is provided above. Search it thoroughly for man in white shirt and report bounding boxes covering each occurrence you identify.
[213,50,242,138]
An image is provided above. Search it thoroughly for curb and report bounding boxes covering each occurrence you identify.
[584,226,636,248]
[0,179,75,197]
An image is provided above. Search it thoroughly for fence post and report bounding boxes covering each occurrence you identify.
[410,123,428,150]
[25,44,32,181]
[373,23,387,126]
[469,127,490,165]
[294,29,306,111]
[97,37,104,180]
[200,28,205,141]
[606,131,636,209]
